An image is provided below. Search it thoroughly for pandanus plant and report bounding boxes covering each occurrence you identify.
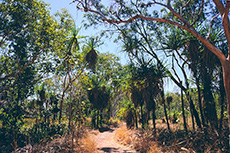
[130,59,167,129]
[87,84,110,128]
[85,37,102,71]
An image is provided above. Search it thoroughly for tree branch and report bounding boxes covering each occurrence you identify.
[0,76,19,91]
[222,1,230,59]
[213,0,230,28]
[207,13,220,40]
[191,0,204,26]
[152,1,191,27]
[171,53,181,82]
[180,0,191,15]
[78,3,226,62]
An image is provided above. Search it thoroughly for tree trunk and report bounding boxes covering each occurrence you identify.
[219,67,225,132]
[69,101,72,130]
[92,113,96,128]
[152,110,156,129]
[185,91,202,129]
[97,110,99,128]
[182,65,202,129]
[202,69,218,129]
[161,91,171,132]
[141,104,144,129]
[196,77,206,127]
[152,100,156,130]
[134,108,138,129]
[181,87,188,134]
[59,98,64,123]
[39,105,42,122]
[222,60,230,146]
[100,110,103,127]
[164,102,170,132]
[191,110,195,131]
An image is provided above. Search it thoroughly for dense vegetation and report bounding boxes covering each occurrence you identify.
[0,0,229,152]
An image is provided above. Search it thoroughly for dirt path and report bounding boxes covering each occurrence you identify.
[94,128,137,153]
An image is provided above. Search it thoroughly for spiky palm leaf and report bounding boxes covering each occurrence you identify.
[86,48,98,71]
[66,26,86,56]
[84,37,102,71]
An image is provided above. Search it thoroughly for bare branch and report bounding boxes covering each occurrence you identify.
[175,48,187,62]
[191,0,204,26]
[152,1,192,27]
[167,0,171,7]
[207,13,220,40]
[171,53,181,82]
[75,0,227,62]
[0,35,7,47]
[180,0,191,15]
[0,69,22,81]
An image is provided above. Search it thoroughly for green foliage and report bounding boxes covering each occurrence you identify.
[125,104,135,129]
[28,122,67,144]
[0,101,25,152]
[87,85,110,111]
[0,101,24,130]
[0,1,81,151]
[2,0,229,152]
[116,97,132,120]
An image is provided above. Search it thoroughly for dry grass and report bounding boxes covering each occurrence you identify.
[79,133,98,153]
[115,126,132,145]
[114,126,164,153]
[19,125,99,153]
[89,129,100,135]
[148,142,161,153]
[114,124,224,153]
[132,129,161,153]
[153,117,198,132]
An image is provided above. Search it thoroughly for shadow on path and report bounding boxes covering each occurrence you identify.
[99,127,114,133]
[98,147,135,153]
[95,126,137,153]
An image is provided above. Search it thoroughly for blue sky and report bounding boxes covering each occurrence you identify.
[43,0,179,93]
[44,0,129,65]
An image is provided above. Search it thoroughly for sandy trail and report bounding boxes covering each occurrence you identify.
[95,128,137,153]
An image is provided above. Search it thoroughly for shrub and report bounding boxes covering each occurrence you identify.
[28,122,67,144]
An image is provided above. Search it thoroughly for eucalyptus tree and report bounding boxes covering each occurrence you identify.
[0,0,51,117]
[0,0,76,151]
[57,25,86,122]
[0,0,74,91]
[162,23,228,129]
[185,29,226,129]
[78,3,205,129]
[73,0,230,134]
[0,0,56,93]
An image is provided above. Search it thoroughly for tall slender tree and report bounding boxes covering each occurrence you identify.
[73,0,230,137]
